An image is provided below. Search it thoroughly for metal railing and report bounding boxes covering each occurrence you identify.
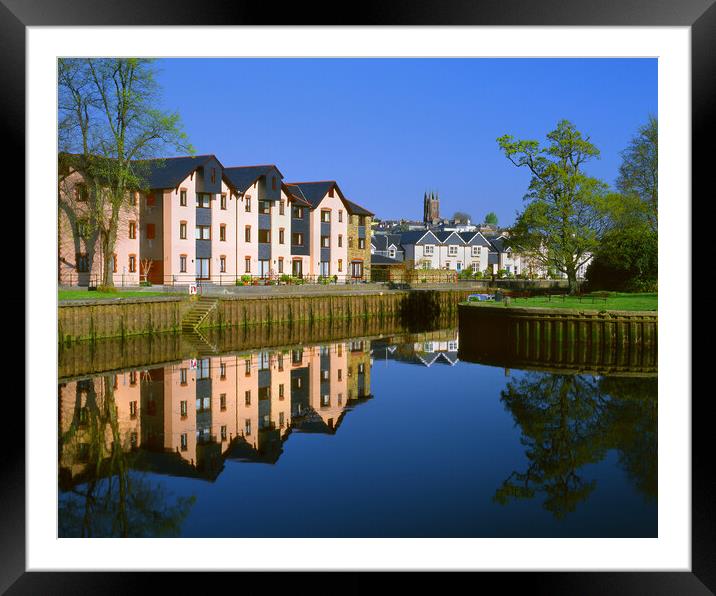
[160,273,372,287]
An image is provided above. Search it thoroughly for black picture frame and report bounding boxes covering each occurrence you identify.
[7,0,705,592]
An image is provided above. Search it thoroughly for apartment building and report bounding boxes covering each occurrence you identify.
[284,181,373,280]
[59,155,373,285]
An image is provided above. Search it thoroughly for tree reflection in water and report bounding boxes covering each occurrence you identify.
[494,372,657,519]
[58,375,195,537]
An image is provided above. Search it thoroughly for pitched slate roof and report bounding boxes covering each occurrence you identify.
[487,235,511,252]
[458,231,493,247]
[223,164,282,193]
[345,198,374,216]
[282,183,311,207]
[434,231,466,244]
[284,181,337,208]
[371,254,403,265]
[398,230,439,246]
[132,155,221,190]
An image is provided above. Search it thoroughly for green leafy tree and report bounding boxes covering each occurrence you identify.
[616,115,657,233]
[484,212,499,226]
[497,120,612,293]
[58,58,193,286]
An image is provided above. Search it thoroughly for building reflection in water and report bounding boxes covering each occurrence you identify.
[59,339,374,487]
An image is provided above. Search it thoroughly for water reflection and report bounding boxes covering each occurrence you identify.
[494,373,657,519]
[58,329,657,537]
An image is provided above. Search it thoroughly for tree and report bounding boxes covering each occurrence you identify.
[484,212,499,226]
[58,58,193,286]
[616,115,657,233]
[585,117,658,291]
[497,120,611,293]
[453,211,472,223]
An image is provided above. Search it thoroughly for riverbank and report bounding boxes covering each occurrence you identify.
[58,288,473,342]
[463,292,657,312]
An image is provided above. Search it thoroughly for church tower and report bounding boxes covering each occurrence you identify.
[423,191,440,226]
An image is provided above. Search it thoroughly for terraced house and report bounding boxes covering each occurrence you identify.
[58,155,372,285]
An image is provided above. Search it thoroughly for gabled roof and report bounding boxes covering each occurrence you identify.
[487,234,511,252]
[398,230,440,246]
[133,154,223,190]
[282,183,311,207]
[223,164,283,194]
[458,231,493,247]
[284,181,339,208]
[434,231,466,245]
[345,198,374,217]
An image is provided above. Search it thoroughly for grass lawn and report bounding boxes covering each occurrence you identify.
[59,289,179,301]
[465,292,657,312]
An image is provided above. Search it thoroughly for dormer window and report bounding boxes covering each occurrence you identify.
[328,187,334,198]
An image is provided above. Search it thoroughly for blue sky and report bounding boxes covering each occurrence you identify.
[155,58,656,225]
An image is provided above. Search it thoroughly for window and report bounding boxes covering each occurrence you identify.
[180,255,187,272]
[128,221,137,239]
[292,206,303,219]
[338,234,342,248]
[128,254,136,273]
[358,215,366,226]
[220,393,226,411]
[278,258,284,273]
[258,229,271,243]
[220,224,226,241]
[245,226,251,242]
[328,187,334,198]
[259,200,271,215]
[220,194,227,210]
[389,248,396,258]
[245,359,251,375]
[338,369,342,381]
[219,256,226,273]
[210,168,216,184]
[180,433,188,451]
[279,228,285,244]
[279,384,285,400]
[292,232,304,246]
[146,193,155,206]
[180,368,188,385]
[245,390,251,405]
[196,193,210,208]
[348,236,353,248]
[321,210,331,223]
[75,184,88,202]
[146,223,156,240]
[197,358,210,379]
[195,225,211,240]
[130,191,138,206]
[448,245,458,256]
[221,425,227,441]
[358,238,365,249]
[244,257,251,273]
[219,362,226,379]
[424,244,434,255]
[245,195,251,212]
[244,419,252,436]
[129,370,138,385]
[179,221,187,239]
[279,412,285,428]
[321,235,330,248]
[180,400,187,417]
[279,200,285,215]
[180,189,187,206]
[338,259,343,272]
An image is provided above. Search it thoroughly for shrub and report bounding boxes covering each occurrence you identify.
[96,284,118,293]
[474,270,483,279]
[279,274,292,284]
[497,269,508,279]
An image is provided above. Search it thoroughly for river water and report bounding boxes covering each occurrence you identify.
[58,326,657,537]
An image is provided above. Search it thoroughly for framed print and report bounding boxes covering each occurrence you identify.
[7,0,708,592]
